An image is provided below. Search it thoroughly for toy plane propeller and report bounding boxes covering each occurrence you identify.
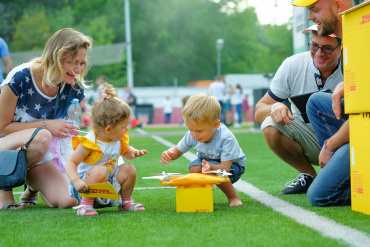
[202,169,232,178]
[142,171,183,182]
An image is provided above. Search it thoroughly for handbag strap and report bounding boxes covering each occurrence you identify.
[21,127,44,151]
[53,84,61,119]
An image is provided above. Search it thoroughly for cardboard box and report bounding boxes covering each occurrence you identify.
[349,113,370,215]
[342,1,370,113]
[176,186,213,213]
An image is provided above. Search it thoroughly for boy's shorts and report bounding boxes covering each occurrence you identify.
[189,158,245,184]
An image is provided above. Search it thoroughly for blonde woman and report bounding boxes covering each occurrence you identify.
[0,28,93,210]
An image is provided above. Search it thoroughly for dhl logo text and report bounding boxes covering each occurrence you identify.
[91,189,116,194]
[360,13,370,25]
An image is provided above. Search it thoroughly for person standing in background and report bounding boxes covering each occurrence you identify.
[96,75,108,101]
[124,87,137,119]
[231,84,243,127]
[179,96,189,127]
[209,76,225,123]
[0,37,13,84]
[242,95,249,124]
[163,96,173,124]
[223,84,233,127]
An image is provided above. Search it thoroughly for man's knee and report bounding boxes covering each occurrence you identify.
[262,126,282,148]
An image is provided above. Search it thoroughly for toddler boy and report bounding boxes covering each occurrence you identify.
[160,93,245,206]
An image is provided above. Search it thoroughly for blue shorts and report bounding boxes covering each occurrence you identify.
[223,100,232,111]
[189,158,245,184]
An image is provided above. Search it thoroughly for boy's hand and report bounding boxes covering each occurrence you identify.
[202,159,211,173]
[161,149,175,165]
[74,179,90,194]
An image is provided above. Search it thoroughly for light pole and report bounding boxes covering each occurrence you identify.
[216,38,224,77]
[125,0,134,88]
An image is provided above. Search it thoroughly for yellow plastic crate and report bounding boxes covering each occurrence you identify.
[349,113,370,215]
[176,186,213,213]
[342,1,370,113]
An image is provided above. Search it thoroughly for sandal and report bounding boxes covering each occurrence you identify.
[118,199,145,211]
[19,186,38,206]
[73,204,98,216]
[1,203,24,210]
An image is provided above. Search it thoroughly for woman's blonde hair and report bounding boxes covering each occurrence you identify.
[29,28,93,89]
[182,93,221,124]
[91,84,131,130]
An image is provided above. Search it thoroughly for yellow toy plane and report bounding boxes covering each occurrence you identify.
[142,170,231,213]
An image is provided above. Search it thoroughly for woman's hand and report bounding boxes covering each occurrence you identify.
[45,119,81,138]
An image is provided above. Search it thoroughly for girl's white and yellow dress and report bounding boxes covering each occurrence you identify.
[69,130,129,204]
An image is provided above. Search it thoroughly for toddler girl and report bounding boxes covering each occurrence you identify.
[65,84,148,216]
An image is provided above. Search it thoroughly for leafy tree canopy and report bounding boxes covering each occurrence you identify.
[0,0,292,87]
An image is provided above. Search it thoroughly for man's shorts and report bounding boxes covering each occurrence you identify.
[189,157,245,184]
[261,116,320,165]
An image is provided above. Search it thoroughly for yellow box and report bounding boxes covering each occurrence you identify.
[342,1,370,113]
[349,113,370,215]
[176,186,213,213]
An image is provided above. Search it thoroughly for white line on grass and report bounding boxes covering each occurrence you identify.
[12,186,175,195]
[234,180,370,247]
[148,132,370,247]
[135,186,175,190]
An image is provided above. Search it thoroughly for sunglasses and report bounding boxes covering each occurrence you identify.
[308,43,341,55]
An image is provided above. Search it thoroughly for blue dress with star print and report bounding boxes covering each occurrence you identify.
[1,63,85,122]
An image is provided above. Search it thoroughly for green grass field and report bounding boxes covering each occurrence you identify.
[1,126,369,247]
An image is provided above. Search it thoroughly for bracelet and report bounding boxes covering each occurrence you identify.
[271,102,280,112]
[323,140,335,156]
[43,121,46,129]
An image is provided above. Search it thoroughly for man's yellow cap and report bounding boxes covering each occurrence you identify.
[292,0,318,7]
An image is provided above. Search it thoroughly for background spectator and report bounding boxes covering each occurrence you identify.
[123,87,137,119]
[0,37,13,84]
[242,95,249,123]
[209,76,225,123]
[231,84,243,127]
[163,96,173,124]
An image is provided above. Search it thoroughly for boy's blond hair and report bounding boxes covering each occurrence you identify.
[182,93,221,124]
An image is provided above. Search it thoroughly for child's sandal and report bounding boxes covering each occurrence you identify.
[118,199,145,211]
[73,204,98,216]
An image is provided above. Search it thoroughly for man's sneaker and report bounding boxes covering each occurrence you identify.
[279,173,314,195]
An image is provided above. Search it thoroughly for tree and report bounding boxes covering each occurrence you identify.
[12,7,52,51]
[2,0,293,87]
